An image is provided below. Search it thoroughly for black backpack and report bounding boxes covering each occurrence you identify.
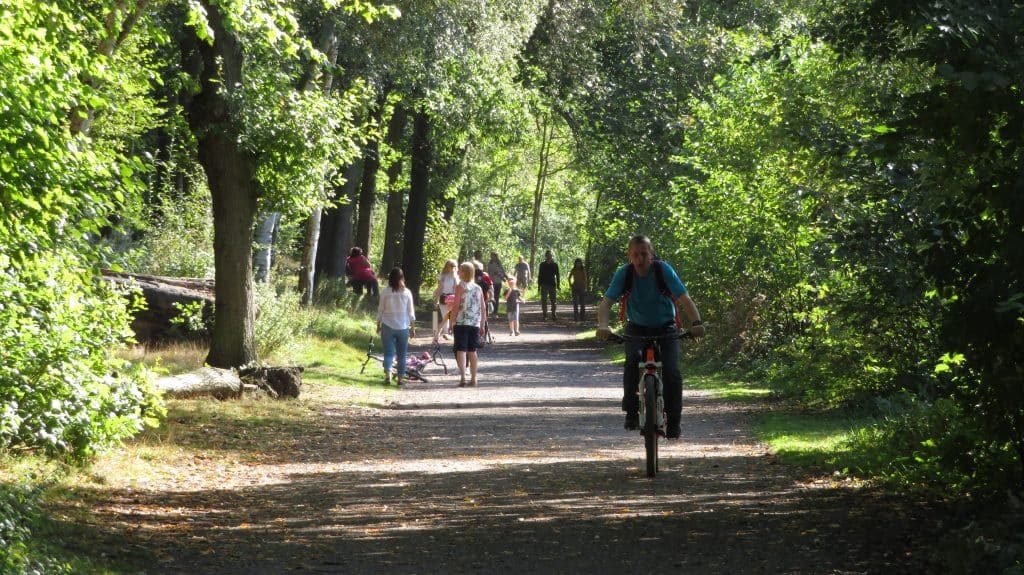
[619,260,680,327]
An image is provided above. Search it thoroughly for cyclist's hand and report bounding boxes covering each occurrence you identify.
[596,327,612,341]
[689,324,706,338]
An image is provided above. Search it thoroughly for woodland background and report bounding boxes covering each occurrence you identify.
[1,0,1022,570]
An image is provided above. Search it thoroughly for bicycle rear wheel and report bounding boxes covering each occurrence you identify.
[643,374,659,477]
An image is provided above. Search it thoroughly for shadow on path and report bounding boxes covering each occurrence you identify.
[55,300,949,574]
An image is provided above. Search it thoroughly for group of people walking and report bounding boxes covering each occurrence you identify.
[358,233,706,446]
[367,235,708,444]
[429,251,525,387]
[367,246,597,388]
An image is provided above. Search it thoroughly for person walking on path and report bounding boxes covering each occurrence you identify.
[376,267,416,386]
[505,277,524,336]
[514,254,531,290]
[486,252,507,319]
[538,249,560,320]
[596,235,705,439]
[569,257,589,321]
[431,259,459,343]
[452,261,485,387]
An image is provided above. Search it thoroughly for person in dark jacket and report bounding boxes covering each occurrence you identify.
[537,249,560,320]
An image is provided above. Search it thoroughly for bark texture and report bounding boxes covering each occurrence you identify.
[187,0,257,368]
[400,109,432,302]
[378,103,408,276]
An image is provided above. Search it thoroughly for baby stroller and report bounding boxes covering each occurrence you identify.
[360,336,449,382]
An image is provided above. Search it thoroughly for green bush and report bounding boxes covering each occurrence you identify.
[0,482,54,574]
[0,256,163,460]
[128,180,214,279]
[0,476,96,574]
[253,282,307,362]
[845,397,1020,497]
[0,0,163,462]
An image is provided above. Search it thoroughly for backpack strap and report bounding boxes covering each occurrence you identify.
[619,261,682,328]
[618,264,634,323]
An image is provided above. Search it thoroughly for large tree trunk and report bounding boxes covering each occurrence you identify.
[354,95,387,254]
[315,160,363,284]
[378,103,408,276]
[188,0,257,367]
[353,143,379,256]
[400,109,432,302]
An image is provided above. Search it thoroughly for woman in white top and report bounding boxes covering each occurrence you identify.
[377,267,416,386]
[431,259,459,343]
[451,261,484,387]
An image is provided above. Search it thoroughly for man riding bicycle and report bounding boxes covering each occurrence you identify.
[596,235,705,439]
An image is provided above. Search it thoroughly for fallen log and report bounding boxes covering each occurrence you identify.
[155,367,242,400]
[100,269,214,343]
[154,366,304,400]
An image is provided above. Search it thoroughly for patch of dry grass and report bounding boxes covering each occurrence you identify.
[117,341,207,375]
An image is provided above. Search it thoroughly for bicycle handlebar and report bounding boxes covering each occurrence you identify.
[604,331,694,344]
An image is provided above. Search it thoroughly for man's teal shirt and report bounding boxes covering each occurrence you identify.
[604,262,688,327]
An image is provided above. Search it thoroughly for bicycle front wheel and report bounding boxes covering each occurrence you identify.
[643,374,659,477]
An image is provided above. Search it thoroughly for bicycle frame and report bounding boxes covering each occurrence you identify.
[607,330,691,477]
[637,339,666,438]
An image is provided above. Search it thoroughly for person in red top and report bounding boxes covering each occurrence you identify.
[345,247,379,297]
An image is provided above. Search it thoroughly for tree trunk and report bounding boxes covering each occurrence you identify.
[316,200,338,277]
[188,0,257,368]
[253,212,281,283]
[316,160,363,283]
[529,116,553,272]
[155,367,242,400]
[379,103,408,275]
[354,95,387,254]
[298,207,322,305]
[400,109,432,302]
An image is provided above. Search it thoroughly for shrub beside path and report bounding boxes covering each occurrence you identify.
[64,302,948,573]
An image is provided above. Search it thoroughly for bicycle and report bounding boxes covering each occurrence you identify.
[359,337,449,383]
[606,330,693,477]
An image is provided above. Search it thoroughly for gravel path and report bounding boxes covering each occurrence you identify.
[70,302,949,574]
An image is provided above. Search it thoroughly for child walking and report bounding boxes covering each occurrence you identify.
[505,278,524,336]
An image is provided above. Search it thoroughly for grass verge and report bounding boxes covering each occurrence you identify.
[756,409,875,473]
[3,304,389,573]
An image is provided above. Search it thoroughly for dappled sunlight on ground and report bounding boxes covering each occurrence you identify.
[55,303,947,573]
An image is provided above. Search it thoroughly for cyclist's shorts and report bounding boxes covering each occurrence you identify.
[453,324,480,352]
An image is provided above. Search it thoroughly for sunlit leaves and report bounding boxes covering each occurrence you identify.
[0,0,162,457]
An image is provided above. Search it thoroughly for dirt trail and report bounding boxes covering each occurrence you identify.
[69,303,947,574]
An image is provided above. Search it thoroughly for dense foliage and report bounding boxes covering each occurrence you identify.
[521,0,1023,496]
[2,0,1021,506]
[1,0,162,460]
